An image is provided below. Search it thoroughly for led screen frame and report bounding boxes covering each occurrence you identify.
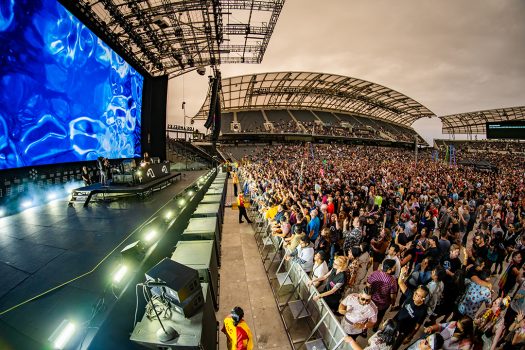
[0,0,144,170]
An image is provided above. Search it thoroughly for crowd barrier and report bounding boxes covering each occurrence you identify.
[243,176,352,350]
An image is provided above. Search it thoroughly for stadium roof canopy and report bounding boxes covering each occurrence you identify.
[193,71,435,127]
[62,0,284,78]
[440,106,525,134]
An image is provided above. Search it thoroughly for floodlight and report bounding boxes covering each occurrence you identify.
[47,192,58,201]
[144,230,157,242]
[21,200,33,209]
[113,265,128,284]
[164,210,174,220]
[49,320,76,350]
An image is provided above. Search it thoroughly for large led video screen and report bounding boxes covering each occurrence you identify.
[0,0,143,170]
[486,121,525,140]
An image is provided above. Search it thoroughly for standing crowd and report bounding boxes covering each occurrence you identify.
[231,143,525,350]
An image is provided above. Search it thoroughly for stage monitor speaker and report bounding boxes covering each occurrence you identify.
[145,258,200,304]
[121,241,144,262]
[170,287,204,318]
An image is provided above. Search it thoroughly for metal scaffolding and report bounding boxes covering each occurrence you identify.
[440,106,525,135]
[192,71,436,127]
[61,0,285,78]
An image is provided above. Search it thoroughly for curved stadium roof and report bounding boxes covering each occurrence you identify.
[440,106,525,134]
[193,71,435,127]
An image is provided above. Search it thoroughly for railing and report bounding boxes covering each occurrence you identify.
[241,175,352,350]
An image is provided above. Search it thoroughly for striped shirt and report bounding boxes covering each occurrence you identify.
[367,270,398,310]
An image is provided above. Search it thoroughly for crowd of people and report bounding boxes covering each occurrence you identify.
[236,118,422,143]
[234,143,525,350]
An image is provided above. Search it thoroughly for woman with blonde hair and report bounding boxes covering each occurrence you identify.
[309,255,348,312]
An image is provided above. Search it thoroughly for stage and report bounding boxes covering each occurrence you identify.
[0,169,207,349]
[70,171,182,207]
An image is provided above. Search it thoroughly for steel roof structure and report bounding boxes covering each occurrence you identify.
[192,71,435,127]
[440,106,525,134]
[61,0,284,78]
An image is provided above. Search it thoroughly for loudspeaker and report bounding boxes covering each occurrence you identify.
[145,258,200,304]
[170,287,204,318]
[121,241,144,262]
[212,94,221,141]
[204,77,219,129]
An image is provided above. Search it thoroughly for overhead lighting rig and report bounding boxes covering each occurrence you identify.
[61,0,285,78]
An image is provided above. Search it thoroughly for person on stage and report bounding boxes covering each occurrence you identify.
[97,156,108,186]
[81,166,92,186]
[141,152,151,166]
[221,307,253,350]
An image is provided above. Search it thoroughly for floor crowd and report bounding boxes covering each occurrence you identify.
[234,144,525,350]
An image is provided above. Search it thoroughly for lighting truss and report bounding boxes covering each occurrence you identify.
[61,0,285,78]
[440,106,525,135]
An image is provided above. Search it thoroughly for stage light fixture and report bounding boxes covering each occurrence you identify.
[187,190,194,197]
[164,210,174,220]
[113,265,128,284]
[144,230,157,242]
[49,320,76,350]
[178,198,186,207]
[21,200,33,209]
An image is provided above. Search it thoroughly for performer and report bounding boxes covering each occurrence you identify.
[141,152,151,166]
[81,166,92,186]
[221,307,253,350]
[97,156,108,186]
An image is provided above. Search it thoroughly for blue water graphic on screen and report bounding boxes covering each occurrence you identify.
[0,0,143,169]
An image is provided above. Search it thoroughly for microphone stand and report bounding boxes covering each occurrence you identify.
[143,282,179,342]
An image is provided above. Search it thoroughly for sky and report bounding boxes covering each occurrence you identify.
[166,0,525,145]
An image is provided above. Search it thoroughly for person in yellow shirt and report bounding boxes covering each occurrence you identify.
[221,306,253,350]
[232,172,239,197]
[237,194,252,224]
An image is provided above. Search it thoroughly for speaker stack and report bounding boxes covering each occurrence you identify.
[145,258,204,318]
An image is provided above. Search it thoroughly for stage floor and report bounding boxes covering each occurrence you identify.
[0,170,207,349]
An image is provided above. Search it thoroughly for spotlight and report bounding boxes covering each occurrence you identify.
[113,265,128,284]
[21,200,33,209]
[49,320,76,350]
[144,230,157,242]
[187,190,194,197]
[47,192,58,201]
[164,210,174,220]
[178,198,185,207]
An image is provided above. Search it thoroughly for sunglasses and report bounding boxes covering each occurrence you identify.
[359,297,371,304]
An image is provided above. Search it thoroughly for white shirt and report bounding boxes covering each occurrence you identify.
[312,261,329,280]
[340,294,378,335]
[293,245,315,272]
[385,254,401,279]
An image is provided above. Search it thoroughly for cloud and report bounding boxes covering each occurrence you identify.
[167,0,525,144]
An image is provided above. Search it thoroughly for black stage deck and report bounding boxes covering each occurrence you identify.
[70,172,182,207]
[0,170,207,349]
